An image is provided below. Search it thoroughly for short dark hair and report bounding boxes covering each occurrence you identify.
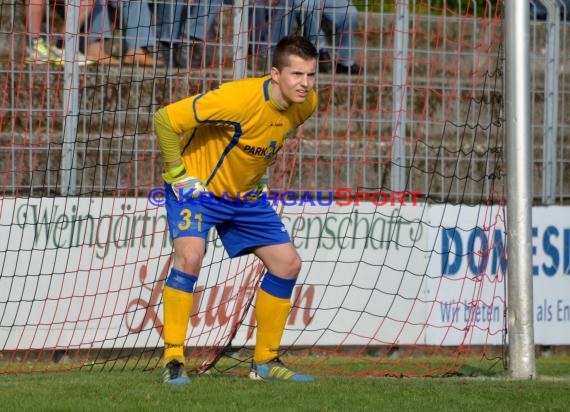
[272,35,319,70]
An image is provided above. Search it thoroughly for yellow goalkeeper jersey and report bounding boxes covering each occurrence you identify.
[162,75,317,199]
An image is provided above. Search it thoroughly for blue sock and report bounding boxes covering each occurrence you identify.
[259,271,296,299]
[165,267,198,293]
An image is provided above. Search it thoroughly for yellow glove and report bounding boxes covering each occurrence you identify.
[255,177,269,197]
[163,164,207,201]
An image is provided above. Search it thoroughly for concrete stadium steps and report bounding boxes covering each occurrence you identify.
[1,7,569,200]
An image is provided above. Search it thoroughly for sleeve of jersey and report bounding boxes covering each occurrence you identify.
[167,87,238,132]
[154,107,182,164]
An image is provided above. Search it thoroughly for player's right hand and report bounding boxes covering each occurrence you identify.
[162,164,207,201]
[170,175,207,201]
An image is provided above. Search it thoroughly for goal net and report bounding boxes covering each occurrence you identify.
[0,0,505,376]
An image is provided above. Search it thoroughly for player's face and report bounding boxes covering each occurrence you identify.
[271,55,317,107]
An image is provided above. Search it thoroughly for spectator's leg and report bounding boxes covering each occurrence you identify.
[260,0,296,64]
[156,0,186,67]
[296,0,333,72]
[156,0,185,42]
[179,0,221,67]
[183,0,221,42]
[298,0,322,45]
[270,0,292,46]
[323,0,359,73]
[78,0,94,30]
[26,0,45,39]
[84,0,118,63]
[25,0,51,63]
[121,0,163,66]
[250,1,267,55]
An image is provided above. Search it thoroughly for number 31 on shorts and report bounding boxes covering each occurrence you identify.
[178,209,203,232]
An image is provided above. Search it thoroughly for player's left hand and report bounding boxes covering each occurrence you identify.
[255,177,269,197]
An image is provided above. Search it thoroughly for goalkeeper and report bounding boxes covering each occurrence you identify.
[154,35,318,384]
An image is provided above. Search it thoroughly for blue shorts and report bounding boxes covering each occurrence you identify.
[164,183,291,258]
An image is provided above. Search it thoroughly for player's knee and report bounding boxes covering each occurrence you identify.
[281,253,302,279]
[173,248,204,274]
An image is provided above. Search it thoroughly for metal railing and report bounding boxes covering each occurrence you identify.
[0,1,568,203]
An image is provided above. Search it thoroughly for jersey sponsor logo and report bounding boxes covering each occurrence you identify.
[243,140,281,159]
[243,144,271,157]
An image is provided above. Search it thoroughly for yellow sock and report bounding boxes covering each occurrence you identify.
[253,289,291,364]
[162,285,194,364]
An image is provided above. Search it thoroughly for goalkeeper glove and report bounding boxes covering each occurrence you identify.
[255,177,269,197]
[163,163,207,201]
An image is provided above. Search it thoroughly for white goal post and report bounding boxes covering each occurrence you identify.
[504,0,536,379]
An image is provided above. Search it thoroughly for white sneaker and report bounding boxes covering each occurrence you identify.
[26,37,96,66]
[73,49,96,66]
[58,48,96,66]
[25,37,63,65]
